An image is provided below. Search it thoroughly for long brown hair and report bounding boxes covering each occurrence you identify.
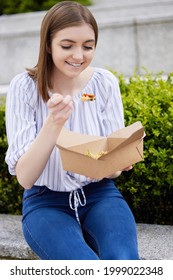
[27,1,98,102]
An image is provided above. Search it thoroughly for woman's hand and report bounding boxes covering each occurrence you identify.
[122,165,133,171]
[106,166,133,179]
[47,93,73,127]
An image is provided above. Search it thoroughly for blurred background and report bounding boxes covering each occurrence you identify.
[0,0,173,93]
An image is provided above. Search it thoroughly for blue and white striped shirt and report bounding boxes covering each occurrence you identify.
[5,67,124,192]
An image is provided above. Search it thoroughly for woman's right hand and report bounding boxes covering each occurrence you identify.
[47,93,73,127]
[15,93,73,189]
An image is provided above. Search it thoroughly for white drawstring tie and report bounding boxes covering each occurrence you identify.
[69,188,86,224]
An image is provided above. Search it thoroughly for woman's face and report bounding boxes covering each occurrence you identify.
[50,23,96,79]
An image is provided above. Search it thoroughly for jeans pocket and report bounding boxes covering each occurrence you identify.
[23,185,48,202]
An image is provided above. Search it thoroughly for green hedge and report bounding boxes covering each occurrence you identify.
[0,69,173,224]
[114,69,173,225]
[0,0,93,15]
[0,98,23,214]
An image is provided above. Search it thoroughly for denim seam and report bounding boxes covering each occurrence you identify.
[83,227,101,259]
[23,220,51,260]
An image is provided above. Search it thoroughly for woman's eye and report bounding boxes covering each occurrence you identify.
[84,46,93,50]
[61,45,94,50]
[61,46,71,49]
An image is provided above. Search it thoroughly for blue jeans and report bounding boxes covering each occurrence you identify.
[22,179,140,260]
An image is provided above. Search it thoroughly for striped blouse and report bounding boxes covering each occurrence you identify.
[5,67,124,192]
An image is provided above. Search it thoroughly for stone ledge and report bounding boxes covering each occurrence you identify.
[1,0,173,83]
[137,223,173,260]
[0,214,173,260]
[0,84,9,96]
[0,215,38,260]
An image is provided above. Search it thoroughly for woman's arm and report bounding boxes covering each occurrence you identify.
[15,94,73,189]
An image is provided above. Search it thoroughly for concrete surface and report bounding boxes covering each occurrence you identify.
[0,214,173,260]
[0,215,37,260]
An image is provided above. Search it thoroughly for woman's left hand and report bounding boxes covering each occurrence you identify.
[123,165,133,171]
[106,166,133,179]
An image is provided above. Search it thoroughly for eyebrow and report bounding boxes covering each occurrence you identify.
[60,39,95,43]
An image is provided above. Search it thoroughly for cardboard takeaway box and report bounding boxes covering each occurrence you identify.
[56,121,145,179]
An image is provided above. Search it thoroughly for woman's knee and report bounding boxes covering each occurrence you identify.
[100,236,140,260]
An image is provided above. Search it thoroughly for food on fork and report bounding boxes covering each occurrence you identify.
[80,93,96,101]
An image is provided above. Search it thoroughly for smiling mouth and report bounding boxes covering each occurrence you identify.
[66,62,83,67]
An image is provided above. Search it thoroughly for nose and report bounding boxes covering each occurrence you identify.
[72,47,83,61]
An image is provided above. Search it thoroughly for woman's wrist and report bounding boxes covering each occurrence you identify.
[106,171,122,179]
[45,115,63,140]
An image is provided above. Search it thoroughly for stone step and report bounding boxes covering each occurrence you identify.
[1,0,173,34]
[0,214,173,260]
[0,84,8,96]
[91,0,173,23]
[0,0,173,84]
[93,0,172,6]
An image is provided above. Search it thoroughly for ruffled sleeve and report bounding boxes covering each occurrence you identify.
[5,72,38,175]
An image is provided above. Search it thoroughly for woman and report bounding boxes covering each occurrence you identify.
[5,1,140,260]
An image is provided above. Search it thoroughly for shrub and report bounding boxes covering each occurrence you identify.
[0,0,93,15]
[113,69,173,225]
[0,98,23,214]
